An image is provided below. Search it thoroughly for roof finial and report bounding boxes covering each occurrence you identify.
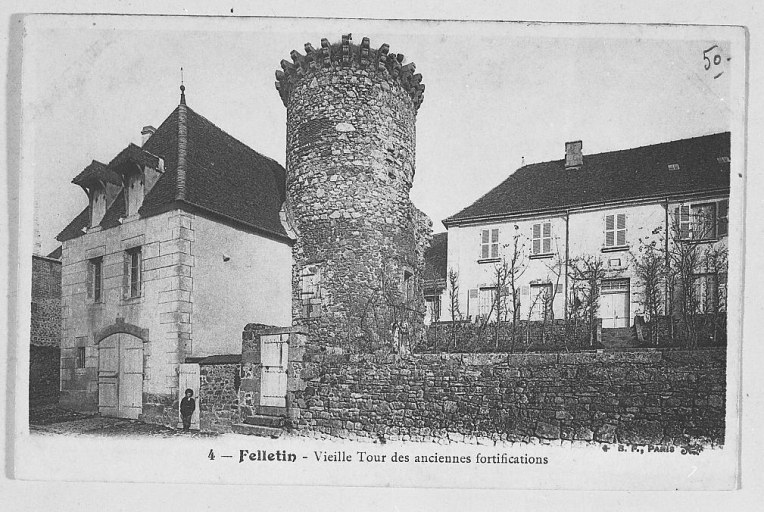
[180,67,186,105]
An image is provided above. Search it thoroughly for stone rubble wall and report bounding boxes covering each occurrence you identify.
[278,34,428,350]
[31,256,62,347]
[199,363,240,433]
[289,349,726,445]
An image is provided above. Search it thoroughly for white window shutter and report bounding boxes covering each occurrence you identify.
[605,214,614,247]
[617,213,626,246]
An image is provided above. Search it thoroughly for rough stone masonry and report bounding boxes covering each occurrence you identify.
[275,34,431,353]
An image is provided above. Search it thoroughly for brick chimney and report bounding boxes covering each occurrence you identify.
[565,140,583,169]
[141,125,156,146]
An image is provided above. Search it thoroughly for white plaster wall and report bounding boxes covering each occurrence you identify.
[445,215,567,322]
[445,196,729,327]
[191,216,293,357]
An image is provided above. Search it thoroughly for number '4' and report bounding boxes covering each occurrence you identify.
[208,449,215,460]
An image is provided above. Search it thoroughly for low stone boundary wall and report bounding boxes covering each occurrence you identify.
[290,349,726,445]
[199,361,240,433]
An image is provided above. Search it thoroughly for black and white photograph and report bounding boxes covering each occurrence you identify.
[3,3,758,505]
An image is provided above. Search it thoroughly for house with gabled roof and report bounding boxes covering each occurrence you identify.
[56,87,293,423]
[441,132,730,344]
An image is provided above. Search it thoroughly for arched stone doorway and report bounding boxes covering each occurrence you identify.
[97,333,144,419]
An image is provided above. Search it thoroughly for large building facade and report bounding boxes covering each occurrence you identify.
[440,133,730,336]
[56,93,293,421]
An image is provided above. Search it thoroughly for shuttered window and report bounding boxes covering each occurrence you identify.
[480,229,499,259]
[605,214,627,247]
[717,199,729,237]
[532,222,552,255]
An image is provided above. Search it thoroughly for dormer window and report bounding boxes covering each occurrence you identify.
[71,160,121,230]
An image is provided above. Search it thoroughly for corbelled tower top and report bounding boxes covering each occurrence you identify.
[275,33,425,111]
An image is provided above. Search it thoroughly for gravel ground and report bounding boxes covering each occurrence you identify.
[29,402,217,438]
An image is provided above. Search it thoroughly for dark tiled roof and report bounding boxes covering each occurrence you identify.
[72,160,120,187]
[56,206,90,242]
[107,143,161,172]
[423,232,447,291]
[46,246,62,259]
[57,103,288,242]
[444,132,731,225]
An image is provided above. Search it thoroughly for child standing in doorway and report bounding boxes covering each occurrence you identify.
[180,388,196,431]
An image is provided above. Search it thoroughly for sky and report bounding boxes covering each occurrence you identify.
[21,16,736,255]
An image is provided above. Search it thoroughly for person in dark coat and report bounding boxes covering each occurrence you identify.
[180,388,196,431]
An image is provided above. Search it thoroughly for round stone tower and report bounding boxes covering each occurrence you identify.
[275,34,428,351]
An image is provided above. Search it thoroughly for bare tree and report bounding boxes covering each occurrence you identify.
[447,268,461,350]
[631,237,665,345]
[701,243,728,346]
[569,254,607,346]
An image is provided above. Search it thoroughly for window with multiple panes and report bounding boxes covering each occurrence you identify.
[127,247,142,298]
[605,213,627,247]
[531,222,552,255]
[678,200,728,241]
[480,228,499,259]
[89,257,103,302]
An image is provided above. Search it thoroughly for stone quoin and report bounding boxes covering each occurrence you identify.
[275,34,432,352]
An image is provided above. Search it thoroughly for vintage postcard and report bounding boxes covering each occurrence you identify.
[9,13,746,490]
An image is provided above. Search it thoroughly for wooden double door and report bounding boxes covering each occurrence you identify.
[98,333,143,419]
[600,279,631,329]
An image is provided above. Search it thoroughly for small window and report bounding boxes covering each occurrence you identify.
[605,214,627,247]
[89,257,103,302]
[717,156,730,164]
[76,346,86,369]
[127,247,142,298]
[667,163,680,171]
[299,265,322,318]
[301,267,320,298]
[532,222,552,255]
[480,228,499,259]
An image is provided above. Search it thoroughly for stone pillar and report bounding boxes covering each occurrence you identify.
[275,34,428,352]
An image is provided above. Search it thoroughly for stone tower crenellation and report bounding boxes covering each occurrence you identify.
[275,34,429,352]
